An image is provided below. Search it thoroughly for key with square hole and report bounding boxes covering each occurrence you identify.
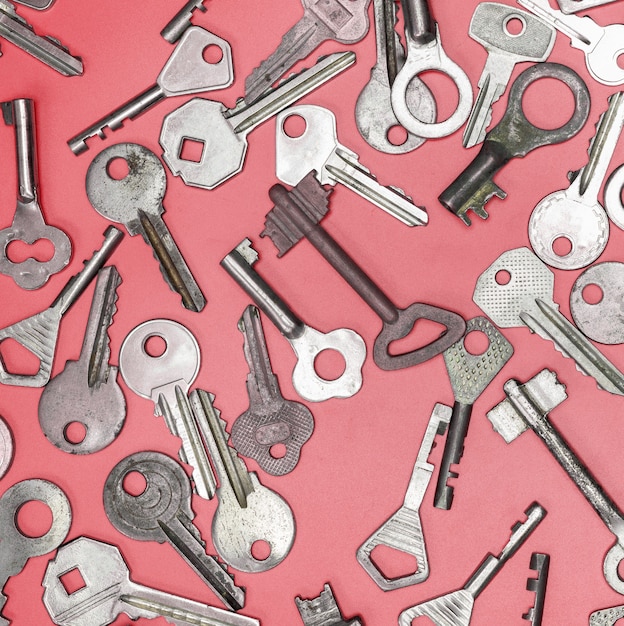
[68,26,232,154]
[262,173,467,370]
[161,0,207,43]
[523,552,550,626]
[276,105,428,227]
[463,3,555,148]
[557,0,621,13]
[38,266,126,454]
[296,584,362,626]
[357,403,451,590]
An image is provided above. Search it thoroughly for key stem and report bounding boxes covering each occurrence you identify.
[401,0,435,45]
[2,99,36,203]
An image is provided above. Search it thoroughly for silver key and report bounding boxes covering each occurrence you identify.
[296,584,362,626]
[463,3,555,148]
[276,105,428,227]
[523,552,550,626]
[591,604,624,625]
[160,51,355,190]
[161,0,207,43]
[604,163,624,228]
[557,0,621,13]
[68,27,232,155]
[0,417,13,479]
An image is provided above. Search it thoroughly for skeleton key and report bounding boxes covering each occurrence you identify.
[557,0,621,13]
[262,174,467,371]
[161,0,207,43]
[104,450,245,611]
[68,27,232,154]
[463,3,555,148]
[38,266,126,454]
[357,403,451,590]
[296,584,362,626]
[276,105,428,227]
[86,142,206,312]
[399,503,546,626]
[232,305,314,476]
[523,552,550,626]
[0,98,71,289]
[160,51,355,190]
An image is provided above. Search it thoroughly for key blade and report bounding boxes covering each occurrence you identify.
[296,584,363,626]
[522,552,550,625]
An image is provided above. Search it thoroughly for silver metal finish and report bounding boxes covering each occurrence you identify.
[591,604,624,625]
[0,417,12,479]
[523,552,550,626]
[296,584,362,626]
[161,0,206,43]
[604,163,624,229]
[557,0,621,12]
[13,0,54,9]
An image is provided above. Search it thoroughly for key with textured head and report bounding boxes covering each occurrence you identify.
[296,584,362,626]
[161,0,207,43]
[557,0,621,13]
[523,552,550,626]
[38,266,125,454]
[591,604,624,625]
[399,503,546,626]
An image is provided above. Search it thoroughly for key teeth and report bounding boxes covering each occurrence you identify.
[234,238,259,265]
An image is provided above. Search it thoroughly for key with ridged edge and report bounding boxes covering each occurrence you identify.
[296,584,362,626]
[523,552,550,625]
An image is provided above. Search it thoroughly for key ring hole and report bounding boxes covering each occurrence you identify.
[106,157,130,181]
[387,125,409,146]
[551,235,573,257]
[122,470,148,497]
[202,44,224,64]
[520,77,576,131]
[582,283,603,305]
[64,422,87,445]
[370,545,419,581]
[270,443,287,459]
[6,238,55,263]
[411,71,459,125]
[618,53,624,70]
[251,539,272,561]
[15,500,53,538]
[60,567,87,595]
[143,334,168,358]
[282,114,307,138]
[495,270,511,285]
[464,330,490,356]
[314,349,346,381]
[503,15,526,37]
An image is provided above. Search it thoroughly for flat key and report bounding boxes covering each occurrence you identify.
[104,450,245,611]
[296,584,362,626]
[276,105,428,227]
[38,266,126,454]
[357,403,451,590]
[523,552,550,626]
[161,0,207,43]
[86,142,206,312]
[557,0,621,13]
[68,27,232,154]
[463,3,555,148]
[232,305,314,476]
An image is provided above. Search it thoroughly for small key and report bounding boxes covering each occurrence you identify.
[104,450,245,611]
[160,51,355,190]
[86,143,206,312]
[262,174,467,370]
[0,98,71,289]
[357,403,451,590]
[0,416,13,479]
[399,502,546,626]
[296,584,362,626]
[523,552,550,626]
[0,226,123,387]
[463,3,555,148]
[43,537,259,626]
[439,62,590,225]
[232,305,314,476]
[276,105,428,227]
[38,266,125,454]
[68,27,232,154]
[161,0,207,43]
[221,239,366,403]
[557,0,621,13]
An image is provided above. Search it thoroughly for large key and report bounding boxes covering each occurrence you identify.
[86,142,206,312]
[296,584,362,626]
[38,266,126,454]
[463,3,555,148]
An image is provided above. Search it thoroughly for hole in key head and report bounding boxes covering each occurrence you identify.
[521,77,576,131]
[282,114,307,138]
[463,330,490,356]
[412,71,459,124]
[202,44,223,64]
[6,239,55,263]
[60,567,87,595]
[251,540,271,561]
[408,618,438,626]
[370,545,418,581]
[122,471,147,497]
[313,349,346,381]
[618,53,624,70]
[64,422,87,445]
[106,157,130,180]
[495,270,511,285]
[15,500,53,538]
[179,138,205,163]
[388,319,449,356]
[270,443,287,459]
[0,338,41,375]
[387,125,408,146]
[503,15,526,37]
[143,335,167,358]
[552,236,573,257]
[582,283,603,305]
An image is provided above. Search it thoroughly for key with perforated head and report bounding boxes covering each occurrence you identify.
[296,584,362,626]
[591,604,624,625]
[161,0,207,43]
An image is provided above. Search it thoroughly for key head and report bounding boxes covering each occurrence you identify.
[399,590,474,626]
[304,0,371,43]
[0,417,13,479]
[585,25,624,87]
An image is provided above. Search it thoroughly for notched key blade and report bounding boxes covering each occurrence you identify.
[523,552,550,625]
[296,583,362,626]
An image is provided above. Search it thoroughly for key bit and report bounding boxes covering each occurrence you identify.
[161,0,207,43]
[523,552,550,625]
[295,584,362,626]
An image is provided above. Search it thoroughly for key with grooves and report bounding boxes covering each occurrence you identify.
[523,552,550,626]
[296,584,362,626]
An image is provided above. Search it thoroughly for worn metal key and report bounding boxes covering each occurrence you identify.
[296,584,362,626]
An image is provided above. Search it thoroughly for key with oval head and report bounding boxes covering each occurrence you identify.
[262,174,467,371]
[399,503,546,626]
[86,142,206,312]
[68,26,232,155]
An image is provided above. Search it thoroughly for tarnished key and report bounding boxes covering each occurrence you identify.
[276,105,428,227]
[38,266,126,455]
[523,552,550,626]
[104,450,245,611]
[296,584,362,626]
[463,3,555,148]
[68,26,232,154]
[161,0,207,43]
[399,503,546,626]
[557,0,621,13]
[232,305,314,476]
[357,403,451,590]
[86,143,206,312]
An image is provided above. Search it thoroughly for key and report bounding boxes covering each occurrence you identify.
[262,173,467,370]
[591,604,624,625]
[86,142,206,312]
[518,0,624,85]
[104,450,245,611]
[68,27,232,155]
[221,239,366,403]
[160,51,355,190]
[232,305,314,476]
[399,503,546,626]
[523,552,550,626]
[13,0,54,8]
[0,98,71,289]
[0,416,13,479]
[439,62,590,225]
[433,316,513,510]
[0,226,123,387]
[43,537,259,626]
[529,91,624,270]
[605,163,624,228]
[357,403,451,590]
[161,0,207,43]
[243,0,370,105]
[463,3,555,148]
[557,0,621,13]
[276,104,428,227]
[295,584,362,626]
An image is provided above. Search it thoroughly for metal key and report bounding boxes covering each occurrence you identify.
[86,143,206,312]
[38,266,125,454]
[276,105,428,227]
[0,226,123,387]
[68,26,232,155]
[13,0,54,9]
[399,503,546,626]
[591,604,624,625]
[463,3,555,148]
[518,0,624,85]
[523,552,550,626]
[357,403,451,590]
[0,416,13,479]
[529,91,624,270]
[221,239,366,403]
[262,174,467,370]
[160,51,355,190]
[604,163,624,228]
[104,450,245,611]
[296,584,362,626]
[557,0,621,13]
[232,305,314,476]
[0,98,71,289]
[161,0,207,43]
[43,537,260,626]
